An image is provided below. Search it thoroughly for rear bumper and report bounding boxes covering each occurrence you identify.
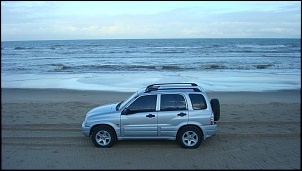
[202,124,217,140]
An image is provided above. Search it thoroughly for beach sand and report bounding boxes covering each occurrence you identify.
[1,88,301,169]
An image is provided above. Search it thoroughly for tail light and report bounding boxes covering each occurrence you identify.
[210,116,214,125]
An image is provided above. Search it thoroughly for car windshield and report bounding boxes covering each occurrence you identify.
[116,92,138,110]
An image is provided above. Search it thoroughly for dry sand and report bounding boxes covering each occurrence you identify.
[1,88,301,169]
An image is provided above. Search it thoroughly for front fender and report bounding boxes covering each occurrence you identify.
[89,121,121,137]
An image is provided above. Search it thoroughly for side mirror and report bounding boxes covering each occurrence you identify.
[121,108,131,115]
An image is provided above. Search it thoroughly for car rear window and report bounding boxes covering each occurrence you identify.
[189,94,207,110]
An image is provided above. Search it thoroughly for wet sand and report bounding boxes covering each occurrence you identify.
[1,88,301,169]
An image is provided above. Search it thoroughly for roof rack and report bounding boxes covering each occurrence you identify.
[147,83,198,88]
[145,83,200,93]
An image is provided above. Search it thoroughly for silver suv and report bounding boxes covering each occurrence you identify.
[82,83,220,149]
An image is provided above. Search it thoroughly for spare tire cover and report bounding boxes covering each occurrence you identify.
[210,98,220,121]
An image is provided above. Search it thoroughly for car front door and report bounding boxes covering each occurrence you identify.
[121,95,158,137]
[158,94,189,137]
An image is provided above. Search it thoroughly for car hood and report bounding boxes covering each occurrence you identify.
[86,103,118,118]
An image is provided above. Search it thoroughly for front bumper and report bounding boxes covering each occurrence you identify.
[82,121,90,137]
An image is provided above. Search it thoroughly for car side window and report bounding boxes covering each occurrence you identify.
[127,95,157,113]
[160,94,187,111]
[189,94,207,110]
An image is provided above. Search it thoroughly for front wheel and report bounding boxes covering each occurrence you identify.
[177,126,202,149]
[92,126,116,148]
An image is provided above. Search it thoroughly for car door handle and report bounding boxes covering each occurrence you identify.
[177,112,187,117]
[146,114,155,118]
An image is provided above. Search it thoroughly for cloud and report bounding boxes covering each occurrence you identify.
[1,1,301,40]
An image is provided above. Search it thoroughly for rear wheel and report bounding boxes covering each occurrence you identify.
[177,126,202,149]
[92,126,116,148]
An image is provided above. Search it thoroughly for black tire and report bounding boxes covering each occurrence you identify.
[211,98,220,121]
[92,126,116,148]
[177,126,202,149]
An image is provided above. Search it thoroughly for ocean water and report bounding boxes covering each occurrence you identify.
[1,38,301,92]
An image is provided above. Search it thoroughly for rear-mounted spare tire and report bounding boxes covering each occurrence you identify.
[210,99,220,121]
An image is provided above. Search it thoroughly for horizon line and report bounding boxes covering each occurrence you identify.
[2,37,301,42]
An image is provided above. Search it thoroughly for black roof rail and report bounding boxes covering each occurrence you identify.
[147,83,198,88]
[145,83,200,93]
[145,87,201,93]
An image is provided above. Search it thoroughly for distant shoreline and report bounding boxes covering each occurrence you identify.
[2,87,300,104]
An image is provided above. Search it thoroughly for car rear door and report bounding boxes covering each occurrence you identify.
[157,93,189,137]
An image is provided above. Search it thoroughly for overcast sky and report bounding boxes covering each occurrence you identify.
[1,1,301,41]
